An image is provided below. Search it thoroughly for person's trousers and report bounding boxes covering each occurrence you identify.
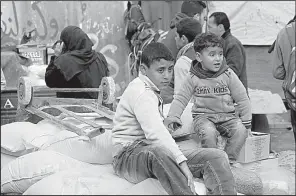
[113,139,236,195]
[193,113,248,162]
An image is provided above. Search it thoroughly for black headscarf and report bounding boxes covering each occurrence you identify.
[54,26,99,81]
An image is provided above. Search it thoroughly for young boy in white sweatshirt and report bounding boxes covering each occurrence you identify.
[174,17,202,95]
[112,42,236,195]
[165,33,252,164]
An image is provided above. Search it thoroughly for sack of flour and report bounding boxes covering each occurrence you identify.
[1,150,92,194]
[23,165,134,195]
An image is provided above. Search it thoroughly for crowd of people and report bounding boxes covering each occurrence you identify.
[111,1,295,195]
[1,0,294,195]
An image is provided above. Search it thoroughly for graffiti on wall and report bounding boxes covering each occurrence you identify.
[1,1,61,45]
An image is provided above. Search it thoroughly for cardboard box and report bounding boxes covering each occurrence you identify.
[17,44,47,65]
[237,132,270,163]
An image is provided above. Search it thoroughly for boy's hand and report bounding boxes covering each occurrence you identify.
[179,161,197,194]
[53,42,63,56]
[247,129,253,137]
[164,116,182,133]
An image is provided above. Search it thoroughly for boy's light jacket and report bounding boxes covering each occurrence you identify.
[112,73,187,164]
[168,60,252,129]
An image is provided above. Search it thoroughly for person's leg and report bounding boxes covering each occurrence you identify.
[217,117,248,163]
[177,139,237,195]
[113,140,194,195]
[193,116,219,148]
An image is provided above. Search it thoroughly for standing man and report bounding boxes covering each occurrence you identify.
[272,16,296,140]
[207,12,248,90]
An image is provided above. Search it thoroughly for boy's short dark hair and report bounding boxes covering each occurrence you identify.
[209,12,230,31]
[141,42,175,68]
[193,32,223,53]
[181,0,206,17]
[176,17,202,43]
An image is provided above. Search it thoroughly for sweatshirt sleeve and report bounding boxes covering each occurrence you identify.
[174,56,192,96]
[168,74,195,119]
[134,91,187,164]
[228,69,252,129]
[272,37,286,80]
[45,56,68,88]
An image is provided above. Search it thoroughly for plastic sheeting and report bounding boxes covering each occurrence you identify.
[208,1,295,45]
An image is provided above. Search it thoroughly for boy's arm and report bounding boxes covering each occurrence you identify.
[228,69,252,129]
[168,75,195,119]
[174,56,191,95]
[134,91,187,164]
[272,37,286,80]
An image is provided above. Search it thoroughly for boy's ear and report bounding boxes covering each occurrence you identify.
[139,63,148,75]
[181,35,188,43]
[195,52,202,62]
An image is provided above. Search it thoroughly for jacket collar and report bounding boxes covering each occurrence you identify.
[138,72,160,94]
[221,29,231,39]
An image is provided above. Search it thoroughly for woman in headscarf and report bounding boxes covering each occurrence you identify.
[45,26,109,99]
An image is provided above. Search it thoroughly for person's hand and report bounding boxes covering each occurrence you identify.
[247,129,253,137]
[179,161,196,194]
[163,116,182,133]
[53,42,63,56]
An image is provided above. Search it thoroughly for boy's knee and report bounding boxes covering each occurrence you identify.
[147,145,174,159]
[204,148,229,161]
[198,125,217,138]
[236,125,249,138]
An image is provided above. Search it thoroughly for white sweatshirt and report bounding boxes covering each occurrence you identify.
[112,74,187,164]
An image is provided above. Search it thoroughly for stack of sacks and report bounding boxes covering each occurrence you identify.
[1,150,137,195]
[22,164,135,195]
[25,117,114,164]
[1,151,91,194]
[0,120,177,195]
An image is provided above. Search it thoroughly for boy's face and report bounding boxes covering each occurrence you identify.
[175,31,187,50]
[141,59,174,90]
[196,46,223,72]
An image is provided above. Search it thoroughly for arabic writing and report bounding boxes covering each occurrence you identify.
[1,1,60,44]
